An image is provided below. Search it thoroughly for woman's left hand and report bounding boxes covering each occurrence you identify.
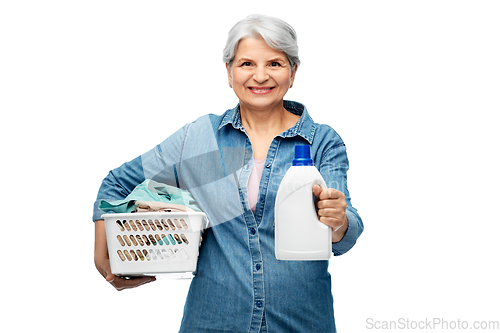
[312,185,348,243]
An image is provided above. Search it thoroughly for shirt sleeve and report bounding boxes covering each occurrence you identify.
[317,129,364,256]
[92,123,190,221]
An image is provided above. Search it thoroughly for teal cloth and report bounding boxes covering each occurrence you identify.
[98,179,201,213]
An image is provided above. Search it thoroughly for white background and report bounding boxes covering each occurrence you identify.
[1,1,499,332]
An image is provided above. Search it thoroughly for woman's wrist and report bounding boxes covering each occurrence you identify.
[331,216,348,243]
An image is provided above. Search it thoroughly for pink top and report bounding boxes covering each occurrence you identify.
[248,156,266,212]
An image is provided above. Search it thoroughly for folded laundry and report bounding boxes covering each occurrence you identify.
[98,179,201,214]
[135,201,195,213]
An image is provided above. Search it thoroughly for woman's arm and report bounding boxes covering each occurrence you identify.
[315,128,364,255]
[92,124,192,287]
[94,219,155,290]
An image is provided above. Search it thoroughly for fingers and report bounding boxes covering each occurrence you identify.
[312,185,345,201]
[312,184,322,197]
[319,216,345,231]
[312,186,347,232]
[312,186,346,211]
[317,207,347,232]
[316,197,347,211]
[317,188,345,201]
[105,273,114,282]
[317,205,346,221]
[317,207,346,217]
[106,273,156,291]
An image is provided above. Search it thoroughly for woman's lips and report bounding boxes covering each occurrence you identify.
[248,86,274,94]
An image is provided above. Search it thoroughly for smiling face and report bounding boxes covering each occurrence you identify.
[227,36,296,113]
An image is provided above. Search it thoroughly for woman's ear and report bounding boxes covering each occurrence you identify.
[290,64,298,87]
[226,63,233,88]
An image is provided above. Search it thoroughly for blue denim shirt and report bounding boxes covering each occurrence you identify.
[93,100,363,333]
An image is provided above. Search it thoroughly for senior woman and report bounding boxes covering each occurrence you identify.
[93,14,363,333]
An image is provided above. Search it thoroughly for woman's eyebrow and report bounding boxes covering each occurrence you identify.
[235,57,253,62]
[268,57,286,62]
[236,56,286,63]
[268,57,287,64]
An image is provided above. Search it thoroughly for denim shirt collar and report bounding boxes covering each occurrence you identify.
[218,100,316,144]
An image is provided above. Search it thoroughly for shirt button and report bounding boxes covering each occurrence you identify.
[256,301,263,308]
[250,228,256,235]
[265,163,271,168]
[256,263,261,271]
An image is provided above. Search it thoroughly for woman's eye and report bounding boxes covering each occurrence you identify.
[270,62,282,67]
[241,62,252,67]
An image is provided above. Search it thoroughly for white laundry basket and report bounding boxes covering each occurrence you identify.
[103,212,207,278]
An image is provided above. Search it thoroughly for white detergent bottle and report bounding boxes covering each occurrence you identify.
[275,145,332,260]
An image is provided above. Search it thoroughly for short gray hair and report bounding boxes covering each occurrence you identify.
[223,14,300,70]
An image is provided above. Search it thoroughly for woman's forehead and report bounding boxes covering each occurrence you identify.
[234,37,288,60]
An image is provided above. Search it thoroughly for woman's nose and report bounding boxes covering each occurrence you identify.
[253,66,269,83]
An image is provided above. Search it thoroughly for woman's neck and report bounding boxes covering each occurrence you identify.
[240,101,290,135]
[239,100,300,159]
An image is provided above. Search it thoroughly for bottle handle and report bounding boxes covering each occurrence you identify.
[312,178,330,230]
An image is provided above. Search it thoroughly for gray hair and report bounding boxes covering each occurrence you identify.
[223,14,300,70]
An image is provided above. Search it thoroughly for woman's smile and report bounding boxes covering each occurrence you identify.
[248,86,274,94]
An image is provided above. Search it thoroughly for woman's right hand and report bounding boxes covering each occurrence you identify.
[94,219,156,291]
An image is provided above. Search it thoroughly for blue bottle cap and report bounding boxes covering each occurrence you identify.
[293,145,313,166]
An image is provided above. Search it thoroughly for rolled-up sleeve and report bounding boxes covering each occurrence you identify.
[332,208,362,256]
[92,123,190,221]
[92,155,145,221]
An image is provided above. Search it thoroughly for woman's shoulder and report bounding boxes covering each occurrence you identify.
[187,104,238,126]
[173,106,239,144]
[315,121,342,139]
[313,122,345,154]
